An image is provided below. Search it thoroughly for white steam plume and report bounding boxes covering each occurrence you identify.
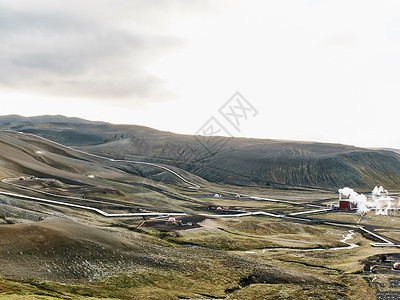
[338,186,396,215]
[373,186,394,215]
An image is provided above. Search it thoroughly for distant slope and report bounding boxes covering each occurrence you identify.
[0,130,140,186]
[1,114,400,190]
[0,114,105,125]
[377,148,400,155]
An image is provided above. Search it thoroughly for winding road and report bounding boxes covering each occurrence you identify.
[0,130,201,188]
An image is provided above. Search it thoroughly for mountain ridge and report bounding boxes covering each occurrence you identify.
[0,114,106,125]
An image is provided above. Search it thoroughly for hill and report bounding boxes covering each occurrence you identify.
[1,217,331,298]
[0,130,210,213]
[0,114,105,125]
[377,148,400,155]
[1,114,400,190]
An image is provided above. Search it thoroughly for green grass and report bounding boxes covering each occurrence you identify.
[0,277,116,299]
[0,266,248,299]
[170,233,280,251]
[229,283,349,300]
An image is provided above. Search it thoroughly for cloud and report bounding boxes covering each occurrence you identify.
[0,0,200,105]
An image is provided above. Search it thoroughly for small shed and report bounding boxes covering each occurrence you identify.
[339,200,357,211]
[393,262,400,270]
[363,264,371,273]
[378,255,387,263]
[19,176,25,181]
[167,217,176,224]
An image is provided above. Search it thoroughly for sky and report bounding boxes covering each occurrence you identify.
[0,0,400,149]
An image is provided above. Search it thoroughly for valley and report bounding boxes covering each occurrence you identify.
[0,117,400,299]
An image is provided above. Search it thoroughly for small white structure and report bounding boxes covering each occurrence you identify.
[214,193,222,198]
[167,217,176,224]
[327,203,339,209]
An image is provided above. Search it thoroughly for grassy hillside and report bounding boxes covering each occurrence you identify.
[1,115,399,190]
[0,131,209,213]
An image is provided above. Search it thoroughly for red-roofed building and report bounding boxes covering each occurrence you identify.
[339,200,357,211]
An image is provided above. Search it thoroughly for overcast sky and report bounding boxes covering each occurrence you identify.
[1,0,400,148]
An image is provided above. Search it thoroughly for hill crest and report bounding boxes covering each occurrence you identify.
[1,115,399,190]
